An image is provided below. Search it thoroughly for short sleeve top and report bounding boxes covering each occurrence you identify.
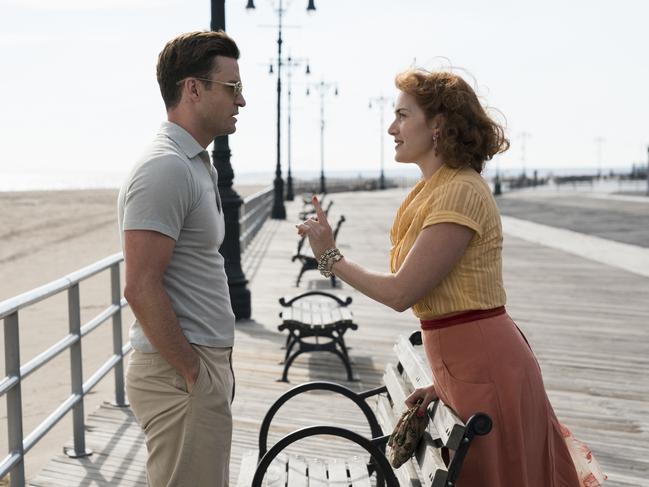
[389,164,506,319]
[117,121,234,352]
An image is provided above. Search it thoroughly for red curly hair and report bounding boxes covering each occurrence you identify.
[395,69,509,173]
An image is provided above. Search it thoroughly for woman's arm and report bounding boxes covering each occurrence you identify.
[297,197,474,312]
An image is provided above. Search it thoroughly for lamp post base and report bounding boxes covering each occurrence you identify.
[320,173,326,194]
[286,173,294,201]
[228,275,251,319]
[494,175,502,196]
[271,175,286,219]
[379,171,386,190]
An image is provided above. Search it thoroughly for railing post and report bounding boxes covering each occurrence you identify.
[111,263,128,407]
[64,284,92,458]
[4,312,25,487]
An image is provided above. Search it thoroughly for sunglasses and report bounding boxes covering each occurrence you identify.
[176,77,243,97]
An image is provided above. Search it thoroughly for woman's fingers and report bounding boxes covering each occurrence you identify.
[405,388,425,409]
[312,196,329,228]
[406,385,438,417]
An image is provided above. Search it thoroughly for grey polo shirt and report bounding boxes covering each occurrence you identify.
[118,121,235,352]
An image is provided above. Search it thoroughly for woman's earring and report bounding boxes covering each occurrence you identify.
[433,133,439,155]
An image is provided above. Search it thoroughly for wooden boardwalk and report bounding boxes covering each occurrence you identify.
[28,189,649,486]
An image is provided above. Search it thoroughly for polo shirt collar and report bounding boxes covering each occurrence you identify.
[160,121,206,160]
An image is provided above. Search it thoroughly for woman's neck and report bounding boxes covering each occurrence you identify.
[418,155,445,180]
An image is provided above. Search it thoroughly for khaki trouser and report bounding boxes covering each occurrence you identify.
[126,345,235,487]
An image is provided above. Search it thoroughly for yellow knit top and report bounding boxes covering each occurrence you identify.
[389,164,506,319]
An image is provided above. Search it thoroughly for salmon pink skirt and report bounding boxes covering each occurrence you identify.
[421,311,581,487]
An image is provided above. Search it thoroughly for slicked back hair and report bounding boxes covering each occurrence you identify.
[157,30,240,110]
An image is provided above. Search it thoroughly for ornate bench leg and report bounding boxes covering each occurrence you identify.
[281,333,300,364]
[296,265,308,287]
[330,349,355,382]
[280,349,306,382]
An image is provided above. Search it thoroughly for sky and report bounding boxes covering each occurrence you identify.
[1,0,648,189]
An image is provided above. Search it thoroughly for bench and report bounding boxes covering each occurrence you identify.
[277,291,358,382]
[237,331,492,486]
[299,199,333,221]
[292,214,346,287]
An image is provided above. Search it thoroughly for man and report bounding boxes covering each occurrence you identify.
[118,31,246,486]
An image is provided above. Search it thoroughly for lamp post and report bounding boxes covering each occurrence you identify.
[369,95,391,190]
[247,0,316,218]
[211,0,250,319]
[279,55,310,200]
[594,136,604,179]
[307,79,338,194]
[518,131,531,184]
[494,157,502,196]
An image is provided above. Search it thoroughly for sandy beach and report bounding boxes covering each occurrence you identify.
[0,185,266,481]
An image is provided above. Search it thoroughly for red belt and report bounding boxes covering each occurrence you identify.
[420,306,506,330]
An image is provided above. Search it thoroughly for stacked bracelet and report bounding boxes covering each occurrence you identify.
[318,248,343,278]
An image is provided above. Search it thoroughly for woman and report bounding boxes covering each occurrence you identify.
[297,69,581,486]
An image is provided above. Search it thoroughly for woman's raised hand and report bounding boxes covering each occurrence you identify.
[296,196,336,259]
[405,384,438,417]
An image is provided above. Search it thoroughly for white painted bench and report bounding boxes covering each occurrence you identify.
[236,331,492,486]
[278,291,358,382]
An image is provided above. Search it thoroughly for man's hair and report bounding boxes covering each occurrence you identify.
[395,69,509,173]
[157,31,240,110]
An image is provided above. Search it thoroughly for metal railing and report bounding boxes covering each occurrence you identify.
[0,253,130,486]
[0,187,275,486]
[239,186,274,252]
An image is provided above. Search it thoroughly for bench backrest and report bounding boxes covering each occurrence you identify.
[281,299,353,326]
[376,333,490,486]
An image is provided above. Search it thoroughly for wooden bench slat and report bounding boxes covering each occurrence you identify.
[430,402,465,450]
[382,363,409,416]
[265,453,288,487]
[347,458,371,487]
[236,450,258,487]
[327,459,348,484]
[287,456,308,487]
[394,336,432,389]
[306,459,328,487]
[393,460,422,487]
[415,433,448,487]
[375,394,396,434]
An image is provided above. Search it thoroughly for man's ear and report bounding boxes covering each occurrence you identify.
[179,79,200,102]
[189,79,200,99]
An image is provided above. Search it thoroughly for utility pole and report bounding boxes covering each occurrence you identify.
[369,95,391,190]
[594,136,605,179]
[519,131,531,182]
[282,55,310,201]
[247,0,317,218]
[307,79,338,194]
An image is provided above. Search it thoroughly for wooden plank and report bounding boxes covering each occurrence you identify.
[287,455,308,487]
[415,433,448,487]
[375,394,397,434]
[347,458,371,487]
[382,363,409,415]
[237,450,258,487]
[392,460,422,487]
[326,459,348,485]
[394,336,433,389]
[307,458,328,487]
[264,454,288,487]
[430,402,465,450]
